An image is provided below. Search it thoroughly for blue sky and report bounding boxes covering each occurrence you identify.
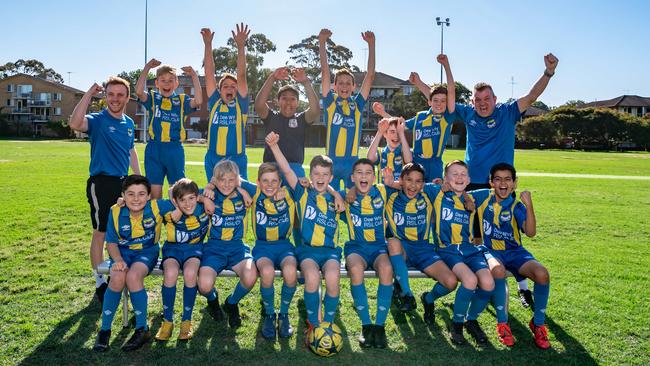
[3,0,648,107]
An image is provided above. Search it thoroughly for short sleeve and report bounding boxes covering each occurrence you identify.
[422,183,442,201]
[514,202,527,231]
[182,93,197,114]
[404,115,416,130]
[208,89,221,108]
[454,103,473,124]
[354,93,367,112]
[289,182,306,202]
[237,92,249,114]
[468,189,491,207]
[155,199,176,216]
[502,100,523,124]
[322,89,335,109]
[444,110,458,123]
[85,112,100,136]
[240,180,258,196]
[105,209,119,244]
[137,90,154,114]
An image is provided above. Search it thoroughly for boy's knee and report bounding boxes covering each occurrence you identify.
[442,275,458,291]
[491,265,506,279]
[535,267,550,285]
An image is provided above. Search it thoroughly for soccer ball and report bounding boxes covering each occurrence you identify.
[307,322,343,357]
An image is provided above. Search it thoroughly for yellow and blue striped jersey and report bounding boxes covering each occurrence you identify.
[323,90,367,159]
[385,184,438,243]
[378,144,408,183]
[207,91,249,156]
[140,90,195,142]
[340,185,388,244]
[241,181,296,243]
[405,108,455,160]
[207,189,248,242]
[474,190,527,251]
[106,199,172,249]
[432,188,485,247]
[290,184,339,248]
[161,200,211,245]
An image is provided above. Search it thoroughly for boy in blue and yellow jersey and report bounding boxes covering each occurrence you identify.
[340,159,394,349]
[367,116,413,184]
[93,175,172,352]
[198,159,258,329]
[201,25,251,181]
[154,178,214,342]
[475,163,550,349]
[318,28,376,189]
[383,163,458,316]
[136,60,202,199]
[265,132,345,340]
[239,163,298,340]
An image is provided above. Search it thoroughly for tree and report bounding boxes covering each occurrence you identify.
[562,99,585,107]
[0,59,64,83]
[116,69,155,98]
[531,100,550,111]
[287,35,359,83]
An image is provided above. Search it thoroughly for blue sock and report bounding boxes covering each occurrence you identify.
[376,283,393,326]
[533,282,550,326]
[389,254,412,296]
[280,283,296,314]
[493,278,508,323]
[323,294,339,323]
[350,283,371,325]
[182,286,198,321]
[204,288,217,302]
[425,282,451,303]
[228,281,251,304]
[466,288,493,321]
[452,286,475,323]
[260,285,275,315]
[100,288,122,330]
[130,289,149,330]
[304,290,320,326]
[161,285,176,322]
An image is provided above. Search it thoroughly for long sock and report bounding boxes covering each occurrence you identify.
[130,289,149,330]
[204,288,217,302]
[466,288,493,321]
[350,283,371,325]
[375,283,393,325]
[425,282,451,303]
[228,281,251,304]
[533,283,550,326]
[323,294,339,323]
[161,285,176,322]
[493,278,508,323]
[182,286,198,321]
[280,283,296,314]
[452,286,475,323]
[260,285,275,315]
[100,288,122,330]
[389,254,412,296]
[518,279,529,291]
[304,290,320,326]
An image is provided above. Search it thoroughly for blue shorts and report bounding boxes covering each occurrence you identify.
[252,240,296,270]
[204,152,248,182]
[200,240,252,274]
[414,156,443,182]
[295,245,342,268]
[145,141,185,185]
[161,243,203,270]
[111,244,160,274]
[401,240,442,272]
[438,243,489,273]
[330,157,355,190]
[487,247,537,282]
[344,241,388,271]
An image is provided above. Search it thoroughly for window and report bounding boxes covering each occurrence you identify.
[189,117,200,125]
[403,86,414,96]
[53,93,62,101]
[6,99,10,106]
[54,107,61,115]
[6,84,13,92]
[190,87,195,95]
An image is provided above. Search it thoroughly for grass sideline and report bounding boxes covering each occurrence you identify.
[0,140,649,366]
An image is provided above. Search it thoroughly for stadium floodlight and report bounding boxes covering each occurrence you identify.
[435,17,451,83]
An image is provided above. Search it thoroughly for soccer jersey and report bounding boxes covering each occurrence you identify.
[340,185,388,244]
[323,90,366,159]
[86,109,135,177]
[161,200,210,245]
[385,184,438,243]
[432,188,490,248]
[455,101,522,183]
[290,184,339,248]
[207,189,248,242]
[378,144,407,183]
[241,181,296,243]
[140,90,196,142]
[405,109,455,161]
[207,90,249,156]
[475,190,527,251]
[106,199,174,249]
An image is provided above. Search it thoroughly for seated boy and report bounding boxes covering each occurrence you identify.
[367,116,412,184]
[135,59,201,199]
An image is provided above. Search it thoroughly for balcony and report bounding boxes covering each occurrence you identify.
[32,115,49,122]
[11,108,31,114]
[29,100,52,107]
[12,92,32,99]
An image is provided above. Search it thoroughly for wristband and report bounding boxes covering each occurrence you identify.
[544,70,554,78]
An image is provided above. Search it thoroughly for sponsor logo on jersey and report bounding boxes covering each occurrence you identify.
[256,211,267,225]
[176,230,189,243]
[212,214,223,226]
[305,206,317,220]
[332,113,343,126]
[483,219,492,236]
[442,207,453,221]
[351,213,361,227]
[393,212,404,226]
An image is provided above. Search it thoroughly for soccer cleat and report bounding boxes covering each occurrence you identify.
[373,325,388,349]
[303,320,315,348]
[261,312,277,339]
[154,320,173,341]
[93,329,111,352]
[529,319,551,349]
[178,320,193,340]
[392,279,402,303]
[450,322,466,345]
[277,313,294,338]
[465,320,488,345]
[121,327,151,352]
[207,297,224,322]
[222,298,242,328]
[399,294,417,312]
[95,282,108,305]
[519,289,535,310]
[359,324,374,348]
[496,322,515,347]
[420,293,436,325]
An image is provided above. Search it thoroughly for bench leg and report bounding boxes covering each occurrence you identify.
[122,288,129,328]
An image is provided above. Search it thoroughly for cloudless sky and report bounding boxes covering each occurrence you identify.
[3,0,648,107]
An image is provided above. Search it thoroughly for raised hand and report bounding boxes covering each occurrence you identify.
[181,66,196,75]
[318,28,332,43]
[408,72,422,85]
[361,31,375,45]
[544,53,559,74]
[291,67,309,83]
[345,187,357,204]
[436,54,449,67]
[145,58,162,69]
[272,67,290,81]
[372,102,386,116]
[88,83,103,96]
[265,131,280,147]
[520,190,532,206]
[462,192,475,212]
[298,177,311,188]
[171,208,183,223]
[200,28,214,44]
[377,118,389,134]
[273,188,287,202]
[232,23,250,49]
[396,117,406,134]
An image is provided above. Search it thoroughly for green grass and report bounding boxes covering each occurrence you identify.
[1,140,649,365]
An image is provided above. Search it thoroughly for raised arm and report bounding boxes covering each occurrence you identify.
[255,67,289,120]
[367,118,388,163]
[519,190,537,237]
[182,66,203,108]
[69,83,103,132]
[372,102,393,118]
[359,31,376,99]
[201,28,217,98]
[437,54,455,113]
[266,132,298,189]
[318,28,332,97]
[233,23,250,97]
[292,67,320,123]
[136,58,160,103]
[129,148,141,175]
[396,117,413,164]
[409,72,431,100]
[517,53,559,113]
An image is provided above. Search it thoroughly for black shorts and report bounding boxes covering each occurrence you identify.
[86,175,125,232]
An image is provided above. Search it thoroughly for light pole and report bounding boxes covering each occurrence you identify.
[435,17,450,84]
[143,0,149,143]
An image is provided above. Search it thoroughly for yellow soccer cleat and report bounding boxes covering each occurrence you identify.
[155,320,174,341]
[178,320,193,340]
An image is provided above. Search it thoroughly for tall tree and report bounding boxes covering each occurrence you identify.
[287,35,359,83]
[0,59,64,83]
[531,100,551,111]
[562,99,585,107]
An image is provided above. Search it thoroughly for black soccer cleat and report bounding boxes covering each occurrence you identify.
[93,329,111,352]
[399,294,417,312]
[420,293,436,325]
[207,296,224,322]
[261,312,277,339]
[222,298,242,328]
[121,327,151,352]
[450,322,466,345]
[518,289,535,311]
[465,320,488,345]
[359,324,374,348]
[373,324,388,349]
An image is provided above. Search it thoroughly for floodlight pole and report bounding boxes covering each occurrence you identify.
[143,0,148,143]
[435,17,451,84]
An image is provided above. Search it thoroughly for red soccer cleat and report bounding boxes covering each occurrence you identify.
[529,319,551,349]
[496,322,515,347]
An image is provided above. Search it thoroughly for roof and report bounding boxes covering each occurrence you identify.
[523,106,548,117]
[1,73,85,94]
[351,71,407,87]
[581,95,650,108]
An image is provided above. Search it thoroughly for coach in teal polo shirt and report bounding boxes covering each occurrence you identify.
[69,77,141,305]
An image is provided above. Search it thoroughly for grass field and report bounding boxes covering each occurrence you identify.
[1,140,649,366]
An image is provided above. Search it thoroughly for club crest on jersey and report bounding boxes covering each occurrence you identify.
[393,212,404,226]
[256,211,268,225]
[275,199,287,211]
[372,197,383,209]
[305,206,317,220]
[128,128,133,136]
[416,199,426,211]
[327,201,336,212]
[351,213,361,227]
[199,213,209,222]
[172,98,181,106]
[442,207,453,221]
[499,211,512,222]
[394,156,403,165]
[288,118,298,128]
[486,119,496,128]
[212,214,223,226]
[332,113,344,126]
[234,201,244,212]
[143,217,155,228]
[483,220,492,236]
[176,230,189,243]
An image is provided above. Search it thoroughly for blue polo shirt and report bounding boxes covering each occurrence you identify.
[455,101,522,184]
[86,109,135,177]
